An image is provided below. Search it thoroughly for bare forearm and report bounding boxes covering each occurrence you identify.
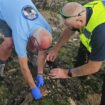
[21,67,36,89]
[19,57,36,89]
[54,28,75,51]
[71,61,102,77]
[37,51,46,74]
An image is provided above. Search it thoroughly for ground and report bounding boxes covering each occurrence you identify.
[0,0,104,105]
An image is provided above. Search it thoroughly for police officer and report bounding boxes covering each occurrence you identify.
[47,1,105,104]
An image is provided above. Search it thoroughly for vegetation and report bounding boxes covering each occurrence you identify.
[0,0,104,105]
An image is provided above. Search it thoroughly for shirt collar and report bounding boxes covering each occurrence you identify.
[86,7,93,26]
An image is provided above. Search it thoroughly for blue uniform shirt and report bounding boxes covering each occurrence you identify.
[0,0,52,57]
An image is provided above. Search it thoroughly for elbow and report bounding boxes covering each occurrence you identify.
[94,68,100,73]
[95,68,100,72]
[90,65,101,74]
[88,60,102,74]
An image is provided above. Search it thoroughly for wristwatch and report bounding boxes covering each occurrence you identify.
[68,69,72,77]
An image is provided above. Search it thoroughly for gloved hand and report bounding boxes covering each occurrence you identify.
[31,86,42,100]
[36,74,44,88]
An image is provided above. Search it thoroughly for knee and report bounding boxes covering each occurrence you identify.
[3,38,13,49]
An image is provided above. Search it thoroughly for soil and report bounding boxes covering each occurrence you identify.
[0,0,104,105]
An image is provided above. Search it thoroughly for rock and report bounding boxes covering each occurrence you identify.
[68,98,76,105]
[86,94,101,105]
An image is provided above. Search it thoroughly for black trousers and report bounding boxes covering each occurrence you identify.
[74,42,89,67]
[76,43,105,105]
[100,75,105,105]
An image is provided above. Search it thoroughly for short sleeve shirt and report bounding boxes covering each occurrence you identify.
[0,0,52,57]
[85,7,105,61]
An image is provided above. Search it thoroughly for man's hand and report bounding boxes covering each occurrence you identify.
[36,75,44,87]
[49,68,70,78]
[46,49,58,62]
[31,86,42,100]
